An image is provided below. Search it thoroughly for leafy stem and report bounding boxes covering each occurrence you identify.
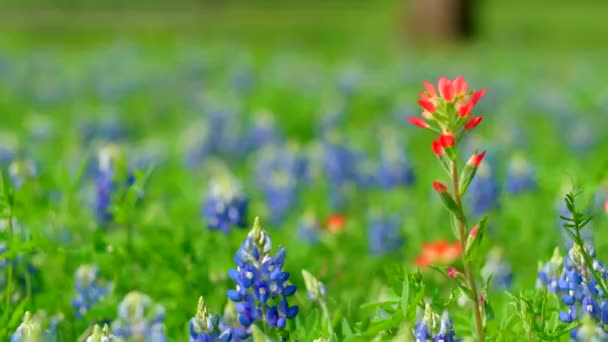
[450,161,484,341]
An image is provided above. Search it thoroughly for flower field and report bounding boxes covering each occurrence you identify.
[1,5,608,340]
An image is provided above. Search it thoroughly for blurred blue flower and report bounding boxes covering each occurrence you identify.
[414,305,460,342]
[9,159,37,188]
[505,156,537,195]
[297,212,322,245]
[243,111,281,152]
[466,162,500,217]
[227,218,298,338]
[480,248,513,290]
[203,176,248,234]
[376,139,415,189]
[368,214,404,255]
[95,145,136,225]
[72,264,112,318]
[189,296,232,342]
[111,291,167,342]
[86,324,115,342]
[255,145,307,224]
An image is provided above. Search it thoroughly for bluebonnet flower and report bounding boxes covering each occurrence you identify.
[368,214,404,255]
[301,270,327,302]
[72,264,113,318]
[11,311,59,342]
[481,248,513,290]
[95,145,136,225]
[189,296,232,342]
[86,324,115,342]
[297,212,322,245]
[111,291,167,341]
[255,145,306,224]
[322,135,363,208]
[203,175,248,234]
[376,139,415,189]
[227,217,298,338]
[243,111,281,152]
[466,162,500,217]
[537,248,563,292]
[80,116,128,144]
[8,159,37,188]
[11,312,42,342]
[538,242,608,336]
[504,156,537,195]
[0,132,18,165]
[414,305,460,342]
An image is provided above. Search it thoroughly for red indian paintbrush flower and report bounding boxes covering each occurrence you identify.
[418,100,436,113]
[453,76,468,96]
[458,101,474,117]
[439,133,455,148]
[438,77,455,102]
[432,181,448,193]
[432,140,444,155]
[447,267,458,278]
[415,240,462,267]
[464,116,483,130]
[467,151,486,167]
[470,89,487,105]
[407,117,430,128]
[326,214,345,233]
[423,81,437,98]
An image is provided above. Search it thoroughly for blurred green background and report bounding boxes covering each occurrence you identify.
[0,0,607,56]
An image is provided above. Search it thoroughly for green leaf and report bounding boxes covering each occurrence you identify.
[465,216,489,261]
[400,274,409,318]
[383,264,406,296]
[342,318,353,337]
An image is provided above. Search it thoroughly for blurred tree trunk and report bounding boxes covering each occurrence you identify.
[407,0,475,41]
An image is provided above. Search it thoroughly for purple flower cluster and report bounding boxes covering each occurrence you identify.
[189,297,232,342]
[414,305,460,342]
[226,218,298,339]
[71,264,112,318]
[203,176,248,234]
[538,244,608,339]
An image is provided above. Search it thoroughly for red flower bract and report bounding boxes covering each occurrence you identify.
[439,133,455,148]
[453,76,468,95]
[327,214,345,233]
[418,100,436,113]
[467,151,486,167]
[432,181,447,193]
[415,240,462,267]
[464,116,483,130]
[407,117,429,128]
[423,81,437,98]
[432,140,443,155]
[438,77,455,101]
[471,89,487,105]
[458,102,474,117]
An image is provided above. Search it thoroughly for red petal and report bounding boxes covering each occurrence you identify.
[432,181,447,193]
[439,134,455,148]
[407,117,429,128]
[423,81,437,97]
[419,92,430,101]
[471,89,487,105]
[417,100,436,113]
[464,116,483,130]
[438,77,455,101]
[431,140,443,155]
[453,76,468,95]
[458,102,474,117]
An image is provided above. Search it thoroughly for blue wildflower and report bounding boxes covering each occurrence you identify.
[71,264,113,318]
[227,217,298,338]
[243,111,281,152]
[505,156,537,195]
[111,291,167,342]
[466,162,500,217]
[480,248,513,290]
[203,175,248,234]
[297,212,322,245]
[414,305,460,342]
[301,270,327,302]
[95,145,136,225]
[537,248,563,292]
[189,296,232,342]
[376,139,415,189]
[255,145,307,224]
[11,312,42,342]
[8,159,37,188]
[368,214,404,255]
[86,324,115,342]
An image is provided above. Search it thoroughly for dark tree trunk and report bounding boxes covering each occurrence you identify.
[408,0,476,42]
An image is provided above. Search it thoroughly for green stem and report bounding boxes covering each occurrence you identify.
[574,229,608,296]
[320,300,334,338]
[451,162,485,342]
[4,206,14,316]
